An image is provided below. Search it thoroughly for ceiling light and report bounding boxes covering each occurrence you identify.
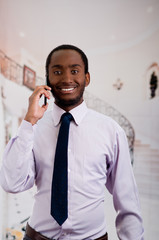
[110,35,116,41]
[19,32,25,38]
[147,6,153,13]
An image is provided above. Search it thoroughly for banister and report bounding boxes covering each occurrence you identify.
[84,91,135,164]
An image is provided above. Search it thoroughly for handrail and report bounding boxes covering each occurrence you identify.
[0,50,45,86]
[0,49,135,163]
[84,91,135,164]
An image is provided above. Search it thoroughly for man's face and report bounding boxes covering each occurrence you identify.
[48,49,90,111]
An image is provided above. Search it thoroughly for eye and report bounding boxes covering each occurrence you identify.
[71,69,79,74]
[54,70,62,75]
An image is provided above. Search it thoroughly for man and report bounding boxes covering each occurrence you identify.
[0,45,144,239]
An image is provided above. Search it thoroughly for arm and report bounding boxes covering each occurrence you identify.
[0,85,51,193]
[106,129,144,240]
[0,121,36,192]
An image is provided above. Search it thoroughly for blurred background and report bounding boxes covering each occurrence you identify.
[0,0,159,239]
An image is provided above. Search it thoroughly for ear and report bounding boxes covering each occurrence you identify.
[85,72,90,87]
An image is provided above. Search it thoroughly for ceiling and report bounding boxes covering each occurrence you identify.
[0,0,159,66]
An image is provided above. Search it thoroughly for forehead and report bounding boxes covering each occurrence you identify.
[50,49,84,66]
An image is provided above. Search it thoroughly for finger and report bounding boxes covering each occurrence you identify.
[34,87,51,101]
[44,85,52,91]
[41,103,49,110]
[33,85,51,97]
[40,89,51,100]
[35,85,51,91]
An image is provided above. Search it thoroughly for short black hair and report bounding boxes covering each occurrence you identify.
[45,44,89,86]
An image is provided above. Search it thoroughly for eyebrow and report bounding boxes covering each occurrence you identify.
[70,64,82,68]
[51,64,82,69]
[51,64,62,69]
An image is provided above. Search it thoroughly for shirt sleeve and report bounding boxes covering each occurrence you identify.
[0,120,36,193]
[106,129,144,240]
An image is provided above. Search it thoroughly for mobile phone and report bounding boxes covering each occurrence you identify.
[44,96,47,105]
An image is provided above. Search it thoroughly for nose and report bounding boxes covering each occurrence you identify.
[62,70,72,83]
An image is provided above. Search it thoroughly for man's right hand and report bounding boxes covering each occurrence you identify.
[24,85,51,125]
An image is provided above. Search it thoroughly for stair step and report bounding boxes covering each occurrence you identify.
[134,142,159,153]
[138,189,159,198]
[135,179,159,195]
[134,156,159,164]
[134,149,159,155]
[134,173,159,182]
[137,184,159,192]
[133,139,159,200]
[136,182,159,191]
[134,169,159,176]
[134,163,159,170]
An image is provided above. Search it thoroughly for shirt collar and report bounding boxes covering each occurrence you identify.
[52,101,88,126]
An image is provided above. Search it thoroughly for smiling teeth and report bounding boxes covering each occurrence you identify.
[61,88,74,91]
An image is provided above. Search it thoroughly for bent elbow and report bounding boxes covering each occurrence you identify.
[0,174,34,193]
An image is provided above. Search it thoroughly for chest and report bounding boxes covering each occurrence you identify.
[33,121,115,182]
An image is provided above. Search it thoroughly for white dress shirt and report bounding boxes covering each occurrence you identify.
[0,101,144,240]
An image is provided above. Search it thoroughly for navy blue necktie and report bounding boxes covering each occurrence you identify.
[51,112,73,226]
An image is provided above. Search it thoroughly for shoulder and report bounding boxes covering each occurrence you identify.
[86,108,123,133]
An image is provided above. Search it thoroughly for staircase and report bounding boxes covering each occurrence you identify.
[133,140,159,200]
[133,140,159,239]
[104,139,159,240]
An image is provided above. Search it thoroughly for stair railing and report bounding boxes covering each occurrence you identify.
[0,50,44,86]
[84,91,135,164]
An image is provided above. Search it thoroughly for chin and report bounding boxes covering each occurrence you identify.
[52,87,85,109]
[55,96,83,109]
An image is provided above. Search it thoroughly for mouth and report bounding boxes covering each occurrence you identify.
[57,86,76,93]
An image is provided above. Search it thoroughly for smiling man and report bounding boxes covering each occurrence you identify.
[46,46,90,111]
[0,45,144,240]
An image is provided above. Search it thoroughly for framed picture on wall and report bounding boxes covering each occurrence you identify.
[23,65,36,90]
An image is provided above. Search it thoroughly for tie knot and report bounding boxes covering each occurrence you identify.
[61,112,73,122]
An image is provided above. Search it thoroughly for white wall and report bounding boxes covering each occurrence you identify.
[0,75,6,240]
[0,75,33,239]
[87,30,159,149]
